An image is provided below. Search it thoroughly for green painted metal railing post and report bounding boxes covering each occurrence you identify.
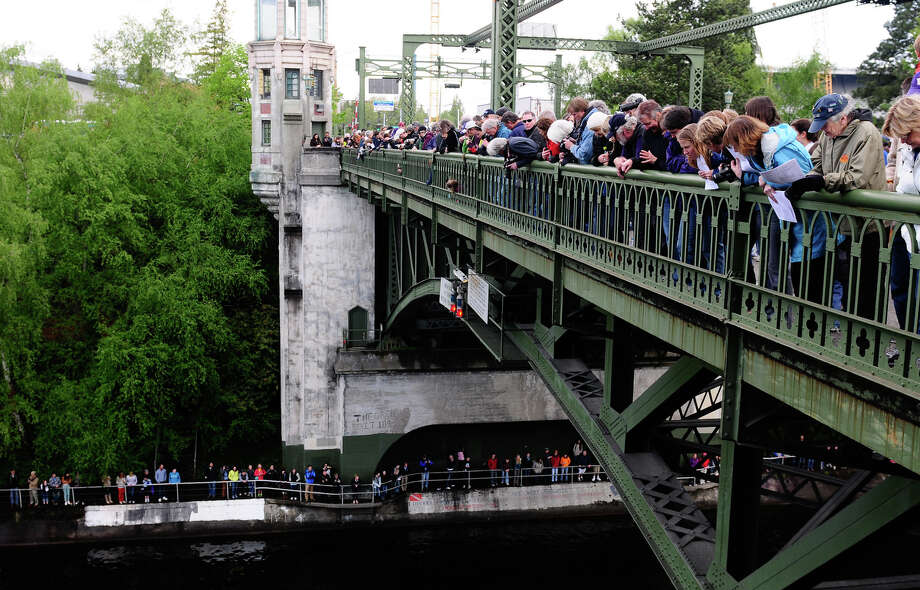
[553,53,563,116]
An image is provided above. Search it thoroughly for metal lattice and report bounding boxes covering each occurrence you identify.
[637,0,855,52]
[462,0,563,46]
[490,0,519,109]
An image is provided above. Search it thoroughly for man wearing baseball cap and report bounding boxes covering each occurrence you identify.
[787,93,884,198]
[786,92,885,320]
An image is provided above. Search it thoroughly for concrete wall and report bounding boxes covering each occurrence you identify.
[406,482,618,515]
[342,370,566,437]
[85,500,265,527]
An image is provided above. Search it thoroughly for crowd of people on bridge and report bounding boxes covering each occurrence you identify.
[331,33,920,331]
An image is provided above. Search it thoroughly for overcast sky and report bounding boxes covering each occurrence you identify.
[1,0,895,117]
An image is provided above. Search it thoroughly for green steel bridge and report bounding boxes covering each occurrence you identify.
[340,147,920,590]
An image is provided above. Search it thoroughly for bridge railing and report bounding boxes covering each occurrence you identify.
[344,148,920,393]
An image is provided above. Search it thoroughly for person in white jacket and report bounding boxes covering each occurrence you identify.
[882,95,920,331]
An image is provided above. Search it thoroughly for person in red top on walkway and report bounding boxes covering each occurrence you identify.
[550,450,561,483]
[253,464,266,498]
[487,454,499,487]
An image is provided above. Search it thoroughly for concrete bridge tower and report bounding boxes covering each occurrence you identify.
[248,0,376,470]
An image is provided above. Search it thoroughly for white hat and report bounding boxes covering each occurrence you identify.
[585,111,609,132]
[486,137,508,157]
[547,119,574,143]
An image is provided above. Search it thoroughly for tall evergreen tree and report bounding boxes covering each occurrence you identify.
[191,0,232,83]
[855,1,920,109]
[588,0,761,110]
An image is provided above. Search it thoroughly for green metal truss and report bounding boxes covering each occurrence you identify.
[491,0,520,110]
[462,0,563,46]
[402,33,705,110]
[637,0,856,52]
[357,47,559,127]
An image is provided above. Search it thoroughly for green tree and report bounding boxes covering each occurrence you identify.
[855,1,920,108]
[200,43,250,111]
[2,20,279,479]
[758,52,834,121]
[190,0,232,83]
[93,8,189,86]
[588,1,760,111]
[0,47,69,457]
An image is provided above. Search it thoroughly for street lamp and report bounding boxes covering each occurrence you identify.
[724,89,734,110]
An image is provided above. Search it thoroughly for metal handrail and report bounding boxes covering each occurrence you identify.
[1,467,614,510]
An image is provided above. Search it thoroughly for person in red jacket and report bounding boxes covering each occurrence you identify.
[487,454,499,487]
[253,464,266,497]
[550,450,561,483]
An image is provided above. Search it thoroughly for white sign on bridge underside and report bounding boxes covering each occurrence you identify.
[468,270,489,323]
[439,278,453,311]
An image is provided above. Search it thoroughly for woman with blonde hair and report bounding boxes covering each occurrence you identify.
[724,115,833,303]
[882,94,920,331]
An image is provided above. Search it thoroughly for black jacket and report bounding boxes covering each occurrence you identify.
[630,125,669,171]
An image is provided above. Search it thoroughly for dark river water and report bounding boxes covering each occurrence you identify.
[0,516,672,588]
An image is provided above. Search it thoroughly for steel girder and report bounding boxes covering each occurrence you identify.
[491,0,520,110]
[402,32,704,111]
[462,0,563,46]
[637,0,855,53]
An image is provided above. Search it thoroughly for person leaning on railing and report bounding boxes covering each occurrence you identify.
[786,94,887,320]
[882,95,920,332]
[725,115,835,304]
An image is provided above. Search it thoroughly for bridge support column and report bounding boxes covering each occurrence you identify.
[709,328,761,583]
[279,150,376,472]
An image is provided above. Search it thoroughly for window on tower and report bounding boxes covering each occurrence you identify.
[285,69,300,99]
[258,0,277,40]
[261,120,271,146]
[285,0,299,39]
[310,69,324,100]
[260,68,271,99]
[307,0,324,42]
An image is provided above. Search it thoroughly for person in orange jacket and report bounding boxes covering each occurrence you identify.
[559,453,572,483]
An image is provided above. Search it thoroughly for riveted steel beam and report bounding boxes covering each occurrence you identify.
[637,0,855,53]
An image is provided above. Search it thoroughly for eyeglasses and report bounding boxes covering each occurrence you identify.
[522,118,534,123]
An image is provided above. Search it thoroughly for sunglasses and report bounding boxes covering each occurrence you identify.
[522,118,534,123]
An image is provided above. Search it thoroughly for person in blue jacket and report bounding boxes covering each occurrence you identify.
[419,455,432,491]
[553,97,596,165]
[304,465,316,502]
[725,115,838,304]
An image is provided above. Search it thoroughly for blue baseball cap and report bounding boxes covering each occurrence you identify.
[809,93,848,133]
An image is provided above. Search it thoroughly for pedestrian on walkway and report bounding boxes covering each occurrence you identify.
[304,465,316,502]
[126,471,137,503]
[8,469,19,510]
[28,471,39,507]
[116,472,126,504]
[101,474,113,504]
